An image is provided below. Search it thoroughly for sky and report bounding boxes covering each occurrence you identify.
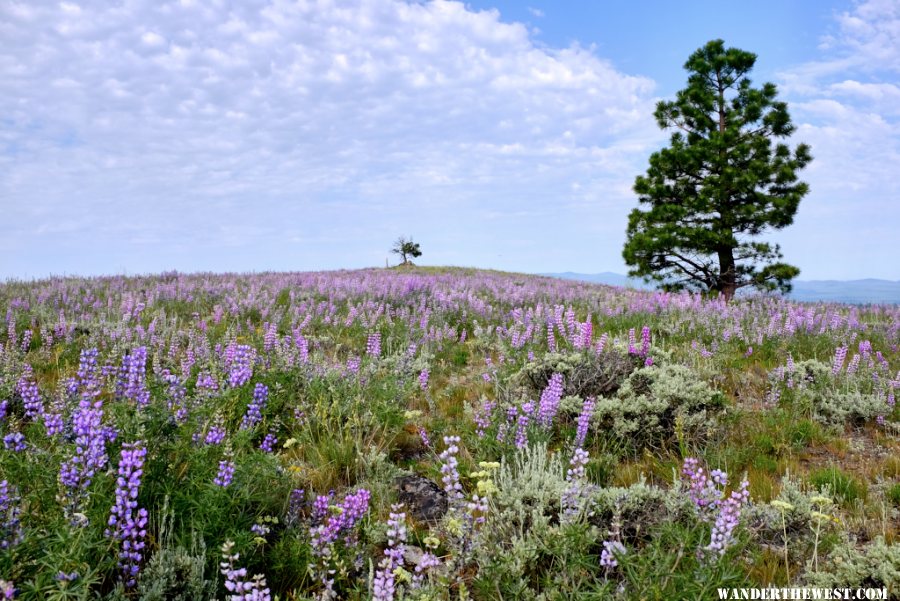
[2,0,898,281]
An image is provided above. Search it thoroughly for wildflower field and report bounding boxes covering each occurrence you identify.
[1,267,898,600]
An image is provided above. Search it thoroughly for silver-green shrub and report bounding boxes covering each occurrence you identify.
[783,360,887,425]
[593,364,725,449]
[804,536,900,594]
[513,349,639,399]
[138,505,216,601]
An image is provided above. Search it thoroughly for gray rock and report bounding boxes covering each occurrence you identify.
[395,474,448,524]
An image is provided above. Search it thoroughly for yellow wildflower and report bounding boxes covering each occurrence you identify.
[770,500,795,511]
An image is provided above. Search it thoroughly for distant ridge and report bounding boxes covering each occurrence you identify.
[541,273,900,305]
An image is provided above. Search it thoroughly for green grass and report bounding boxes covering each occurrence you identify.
[808,466,867,506]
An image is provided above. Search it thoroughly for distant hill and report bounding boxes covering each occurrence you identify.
[541,273,900,305]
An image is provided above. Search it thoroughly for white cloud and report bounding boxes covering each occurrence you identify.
[0,0,662,277]
[775,0,900,279]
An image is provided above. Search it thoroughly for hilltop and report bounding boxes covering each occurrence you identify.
[0,267,897,599]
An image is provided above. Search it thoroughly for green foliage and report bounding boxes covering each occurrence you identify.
[808,467,867,506]
[623,39,812,299]
[887,483,900,506]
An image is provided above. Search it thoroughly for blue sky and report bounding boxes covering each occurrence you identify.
[2,0,898,280]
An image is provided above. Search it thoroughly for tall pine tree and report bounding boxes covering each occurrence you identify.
[623,40,812,301]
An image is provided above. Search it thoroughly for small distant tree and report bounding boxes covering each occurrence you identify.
[623,40,812,301]
[391,237,422,266]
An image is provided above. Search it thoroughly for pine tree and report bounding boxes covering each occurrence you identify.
[623,40,812,301]
[391,237,422,266]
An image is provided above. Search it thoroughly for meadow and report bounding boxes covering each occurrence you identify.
[0,267,898,600]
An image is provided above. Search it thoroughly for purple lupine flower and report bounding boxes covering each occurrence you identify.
[438,436,464,509]
[418,368,429,390]
[259,431,277,453]
[681,458,721,513]
[162,370,187,422]
[227,345,255,388]
[118,347,150,407]
[346,355,361,374]
[251,522,271,538]
[3,433,25,452]
[1,480,23,550]
[474,399,495,438]
[546,323,556,352]
[705,479,750,557]
[285,489,305,527]
[514,401,534,449]
[44,411,64,437]
[366,332,382,357]
[859,340,872,356]
[104,442,149,587]
[466,493,489,525]
[847,353,860,375]
[574,397,595,449]
[196,371,219,394]
[76,348,102,403]
[0,400,7,423]
[537,373,563,427]
[0,579,15,599]
[241,383,268,430]
[311,492,333,525]
[832,345,848,375]
[579,319,593,349]
[309,489,371,556]
[16,367,43,420]
[59,362,108,521]
[220,541,271,601]
[373,505,407,601]
[600,540,626,569]
[263,322,278,353]
[496,405,517,443]
[20,329,32,352]
[294,332,310,364]
[710,469,728,487]
[561,447,590,523]
[214,457,236,487]
[204,422,227,446]
[627,328,637,355]
[595,332,608,355]
[639,326,651,357]
[418,426,431,449]
[411,552,441,589]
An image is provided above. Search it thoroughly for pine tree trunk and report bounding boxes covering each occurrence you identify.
[717,247,737,301]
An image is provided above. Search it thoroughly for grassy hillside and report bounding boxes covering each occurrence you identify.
[1,267,898,599]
